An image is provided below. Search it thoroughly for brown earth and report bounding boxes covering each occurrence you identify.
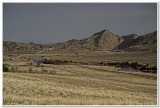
[3,30,157,54]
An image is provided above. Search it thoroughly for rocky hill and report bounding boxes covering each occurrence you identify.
[114,31,157,51]
[51,29,123,51]
[3,41,51,54]
[3,30,157,54]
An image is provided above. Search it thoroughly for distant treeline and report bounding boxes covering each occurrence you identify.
[107,62,157,73]
[42,59,157,73]
[43,59,73,64]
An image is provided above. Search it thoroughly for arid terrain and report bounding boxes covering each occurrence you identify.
[3,30,157,105]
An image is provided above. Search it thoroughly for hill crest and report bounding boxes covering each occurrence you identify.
[3,30,157,53]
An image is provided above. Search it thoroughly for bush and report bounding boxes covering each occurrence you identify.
[36,63,40,67]
[3,64,9,72]
[28,67,32,73]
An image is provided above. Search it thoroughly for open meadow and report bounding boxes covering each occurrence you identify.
[3,51,157,105]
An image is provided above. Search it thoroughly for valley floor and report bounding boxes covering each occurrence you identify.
[3,64,157,105]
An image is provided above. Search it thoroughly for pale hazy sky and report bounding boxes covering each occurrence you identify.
[3,3,157,44]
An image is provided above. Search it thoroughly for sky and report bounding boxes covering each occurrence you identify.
[3,3,157,44]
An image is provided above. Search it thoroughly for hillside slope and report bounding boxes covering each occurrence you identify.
[3,41,50,54]
[114,31,157,51]
[3,30,157,53]
[51,29,123,51]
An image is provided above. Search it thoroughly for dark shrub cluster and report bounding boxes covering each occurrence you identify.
[44,59,72,65]
[106,61,157,73]
[3,64,9,72]
[42,58,157,73]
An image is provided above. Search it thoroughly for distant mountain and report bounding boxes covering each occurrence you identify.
[3,30,157,54]
[113,34,139,50]
[3,41,51,54]
[51,29,123,51]
[114,31,157,51]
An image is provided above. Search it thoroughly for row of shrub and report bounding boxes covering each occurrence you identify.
[3,64,56,75]
[107,61,157,73]
[42,59,157,73]
[28,67,56,75]
[28,57,157,73]
[43,59,103,65]
[43,59,73,64]
[3,64,19,72]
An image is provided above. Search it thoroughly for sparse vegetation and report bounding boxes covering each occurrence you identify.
[3,21,157,105]
[3,65,157,105]
[3,51,157,105]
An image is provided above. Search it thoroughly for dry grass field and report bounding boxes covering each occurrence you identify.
[3,51,157,105]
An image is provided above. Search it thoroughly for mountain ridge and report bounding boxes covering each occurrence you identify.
[3,29,157,53]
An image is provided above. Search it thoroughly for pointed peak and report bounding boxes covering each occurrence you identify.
[93,29,113,36]
[101,29,106,32]
[100,29,110,33]
[103,29,110,32]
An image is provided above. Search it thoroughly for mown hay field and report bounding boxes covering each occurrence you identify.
[3,63,157,105]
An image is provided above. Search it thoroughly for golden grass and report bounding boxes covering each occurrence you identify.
[3,64,157,105]
[3,51,157,105]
